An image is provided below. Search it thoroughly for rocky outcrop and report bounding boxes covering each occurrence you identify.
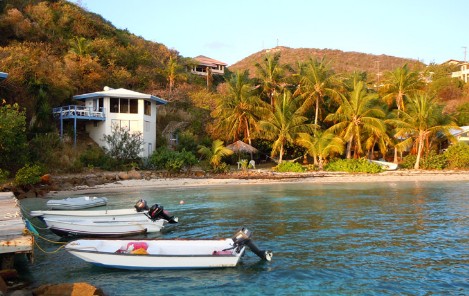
[33,282,105,296]
[1,169,148,198]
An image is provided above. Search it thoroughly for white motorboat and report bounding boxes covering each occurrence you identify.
[43,217,169,237]
[370,160,398,171]
[30,199,177,223]
[30,208,149,221]
[32,200,178,237]
[46,196,108,210]
[65,228,272,270]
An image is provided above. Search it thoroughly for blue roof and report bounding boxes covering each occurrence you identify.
[0,72,8,80]
[73,87,167,105]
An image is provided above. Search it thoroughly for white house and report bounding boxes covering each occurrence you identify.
[191,55,227,76]
[451,62,469,83]
[54,87,167,158]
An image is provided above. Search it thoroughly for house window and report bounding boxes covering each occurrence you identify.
[144,101,151,116]
[110,98,119,113]
[109,98,138,114]
[120,99,129,113]
[130,100,138,113]
[144,120,150,132]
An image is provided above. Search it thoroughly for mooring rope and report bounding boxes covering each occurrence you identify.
[24,228,67,254]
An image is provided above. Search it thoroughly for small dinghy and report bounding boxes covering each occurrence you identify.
[370,160,398,171]
[65,227,272,270]
[46,196,108,210]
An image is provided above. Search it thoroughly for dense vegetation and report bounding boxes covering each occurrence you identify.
[1,0,469,184]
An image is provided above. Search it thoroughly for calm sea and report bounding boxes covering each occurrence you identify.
[19,180,469,295]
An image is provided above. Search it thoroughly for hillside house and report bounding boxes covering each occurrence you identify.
[53,87,167,157]
[450,126,469,143]
[450,61,469,83]
[191,55,227,76]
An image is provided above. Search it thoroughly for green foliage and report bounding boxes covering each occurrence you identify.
[102,124,144,164]
[0,103,29,172]
[401,151,447,170]
[149,147,198,173]
[14,163,44,186]
[28,133,63,171]
[454,103,469,126]
[444,142,469,169]
[79,145,112,169]
[197,139,233,169]
[0,169,9,184]
[325,158,383,173]
[211,162,230,174]
[274,162,306,173]
[175,131,199,154]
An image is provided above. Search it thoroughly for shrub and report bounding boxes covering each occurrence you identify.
[444,142,469,169]
[0,103,28,172]
[212,162,230,174]
[14,164,44,186]
[325,158,383,173]
[401,152,447,170]
[79,145,109,168]
[420,151,447,169]
[29,133,63,171]
[102,124,144,164]
[149,147,198,173]
[274,162,306,173]
[0,169,9,183]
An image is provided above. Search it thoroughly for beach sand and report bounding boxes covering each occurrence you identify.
[49,169,469,196]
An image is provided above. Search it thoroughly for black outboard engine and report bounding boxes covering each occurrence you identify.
[231,227,273,261]
[147,204,178,224]
[134,199,149,212]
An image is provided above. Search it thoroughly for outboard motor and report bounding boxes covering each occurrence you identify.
[231,227,273,261]
[134,199,149,212]
[147,204,178,224]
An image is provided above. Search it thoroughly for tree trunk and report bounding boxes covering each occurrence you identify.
[414,136,424,169]
[393,147,398,163]
[278,145,284,163]
[314,95,319,126]
[346,140,352,159]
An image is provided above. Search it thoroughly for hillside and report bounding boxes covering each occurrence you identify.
[229,46,426,82]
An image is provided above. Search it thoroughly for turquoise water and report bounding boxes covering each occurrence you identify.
[20,181,469,295]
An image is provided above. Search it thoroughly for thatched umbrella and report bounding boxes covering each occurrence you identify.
[226,140,258,154]
[226,140,258,162]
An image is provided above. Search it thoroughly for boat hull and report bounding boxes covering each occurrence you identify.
[370,160,398,171]
[30,209,149,222]
[65,238,244,270]
[44,218,167,237]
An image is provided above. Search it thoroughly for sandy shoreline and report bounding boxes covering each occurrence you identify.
[49,170,469,196]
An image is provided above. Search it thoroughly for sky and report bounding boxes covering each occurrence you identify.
[74,0,469,66]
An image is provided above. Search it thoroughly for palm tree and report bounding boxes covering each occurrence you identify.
[255,52,289,106]
[212,70,268,145]
[164,55,185,93]
[296,130,344,170]
[259,90,315,163]
[69,36,90,56]
[385,92,458,169]
[381,64,424,112]
[197,139,233,168]
[325,81,386,159]
[296,58,340,126]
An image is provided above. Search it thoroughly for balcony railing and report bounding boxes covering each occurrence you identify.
[53,105,105,120]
